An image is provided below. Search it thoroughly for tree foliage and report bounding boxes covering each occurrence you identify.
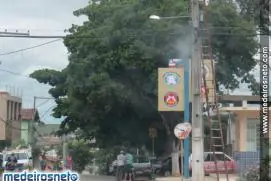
[30,0,258,167]
[236,0,270,34]
[68,140,94,173]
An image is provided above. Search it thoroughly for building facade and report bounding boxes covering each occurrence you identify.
[0,92,22,143]
[20,108,36,145]
[218,95,271,152]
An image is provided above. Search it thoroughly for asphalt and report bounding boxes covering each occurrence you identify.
[156,174,238,181]
[0,173,238,181]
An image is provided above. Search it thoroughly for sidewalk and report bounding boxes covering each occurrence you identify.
[156,174,238,181]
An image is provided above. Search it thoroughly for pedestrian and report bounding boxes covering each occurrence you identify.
[66,154,73,170]
[40,154,47,171]
[116,151,125,181]
[123,150,134,181]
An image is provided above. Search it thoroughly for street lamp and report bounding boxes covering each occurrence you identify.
[150,13,192,181]
[149,15,161,20]
[149,14,191,20]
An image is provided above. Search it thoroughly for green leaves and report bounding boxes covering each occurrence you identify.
[30,0,259,151]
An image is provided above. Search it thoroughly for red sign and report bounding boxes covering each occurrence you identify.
[164,92,179,107]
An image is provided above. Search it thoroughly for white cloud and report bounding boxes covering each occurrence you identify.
[0,0,89,124]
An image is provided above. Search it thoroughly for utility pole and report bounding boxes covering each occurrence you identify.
[63,134,68,170]
[32,96,38,169]
[31,96,54,169]
[191,0,205,181]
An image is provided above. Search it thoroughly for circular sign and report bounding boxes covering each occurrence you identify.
[174,123,192,140]
[149,128,157,138]
[163,72,181,86]
[164,92,179,107]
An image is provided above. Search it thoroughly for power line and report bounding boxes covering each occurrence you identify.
[0,31,265,57]
[36,99,52,108]
[0,32,266,39]
[0,39,62,56]
[39,105,55,120]
[0,68,29,78]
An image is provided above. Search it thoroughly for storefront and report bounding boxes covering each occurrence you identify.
[220,107,270,152]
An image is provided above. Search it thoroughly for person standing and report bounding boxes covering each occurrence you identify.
[40,154,47,171]
[116,151,125,181]
[66,154,73,170]
[123,151,134,181]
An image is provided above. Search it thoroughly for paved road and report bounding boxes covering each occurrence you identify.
[80,175,115,181]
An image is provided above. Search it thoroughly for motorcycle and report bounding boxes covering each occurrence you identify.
[5,162,18,172]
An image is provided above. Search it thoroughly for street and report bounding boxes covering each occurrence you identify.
[80,175,115,181]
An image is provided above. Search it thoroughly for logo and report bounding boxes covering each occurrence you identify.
[174,123,192,140]
[163,72,181,85]
[164,92,179,107]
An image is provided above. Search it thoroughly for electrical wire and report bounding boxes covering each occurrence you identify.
[0,32,264,57]
[36,99,52,108]
[38,105,56,121]
[0,32,266,39]
[0,68,29,78]
[0,39,62,56]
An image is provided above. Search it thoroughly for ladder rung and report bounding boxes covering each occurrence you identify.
[211,120,220,122]
[213,145,224,147]
[212,137,222,139]
[211,128,221,131]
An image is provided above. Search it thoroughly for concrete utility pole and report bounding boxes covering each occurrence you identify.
[62,134,68,169]
[32,96,38,168]
[191,0,205,181]
[32,96,54,168]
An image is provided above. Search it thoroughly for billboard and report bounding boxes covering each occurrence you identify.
[158,68,184,111]
[201,59,215,103]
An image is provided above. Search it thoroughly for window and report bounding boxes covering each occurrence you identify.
[247,119,260,151]
[5,153,28,161]
[18,153,28,160]
[134,156,149,163]
[10,102,13,120]
[14,103,17,120]
[6,101,10,120]
[214,154,231,161]
[205,154,214,161]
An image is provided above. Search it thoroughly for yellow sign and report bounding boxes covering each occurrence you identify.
[149,128,157,138]
[201,59,215,103]
[158,68,184,111]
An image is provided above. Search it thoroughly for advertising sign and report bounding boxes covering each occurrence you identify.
[201,59,215,103]
[174,123,192,140]
[158,68,184,111]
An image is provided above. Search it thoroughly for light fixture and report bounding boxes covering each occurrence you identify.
[149,15,161,20]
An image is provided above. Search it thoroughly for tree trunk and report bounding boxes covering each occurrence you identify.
[171,139,180,176]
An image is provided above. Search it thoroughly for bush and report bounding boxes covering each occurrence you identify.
[242,165,259,181]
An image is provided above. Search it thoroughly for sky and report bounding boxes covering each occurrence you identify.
[0,1,269,124]
[0,0,89,124]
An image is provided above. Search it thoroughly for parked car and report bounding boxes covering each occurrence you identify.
[153,156,182,177]
[2,150,33,170]
[133,156,152,180]
[189,152,236,176]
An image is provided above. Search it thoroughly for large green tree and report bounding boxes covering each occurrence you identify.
[31,0,258,175]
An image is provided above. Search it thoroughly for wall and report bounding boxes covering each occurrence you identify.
[0,92,22,141]
[234,110,271,151]
[21,120,29,144]
[0,93,8,140]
